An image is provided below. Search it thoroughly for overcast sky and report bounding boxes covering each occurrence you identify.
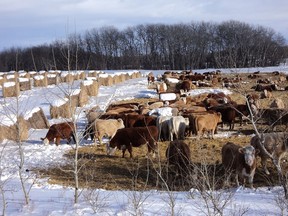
[1,0,288,51]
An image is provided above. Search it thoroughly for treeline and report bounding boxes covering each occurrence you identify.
[0,20,287,71]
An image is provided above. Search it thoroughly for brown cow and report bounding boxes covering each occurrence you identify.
[195,112,222,139]
[125,114,157,128]
[107,126,158,158]
[41,122,76,146]
[166,140,191,176]
[250,132,288,175]
[222,142,258,188]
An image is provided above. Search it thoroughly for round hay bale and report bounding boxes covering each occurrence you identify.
[25,107,50,129]
[113,75,121,84]
[18,78,32,91]
[33,75,48,87]
[79,88,89,107]
[2,81,20,97]
[50,98,73,119]
[0,116,29,141]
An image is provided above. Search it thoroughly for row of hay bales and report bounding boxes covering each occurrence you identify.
[1,70,141,98]
[0,71,141,141]
[50,72,142,119]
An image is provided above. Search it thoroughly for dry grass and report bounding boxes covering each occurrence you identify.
[35,71,288,191]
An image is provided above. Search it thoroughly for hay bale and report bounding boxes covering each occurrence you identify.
[0,76,4,86]
[24,107,49,129]
[79,88,89,107]
[28,71,38,78]
[2,81,20,97]
[0,116,29,142]
[81,80,99,96]
[79,71,86,80]
[60,72,74,83]
[113,75,121,84]
[47,73,59,85]
[18,77,32,91]
[33,75,48,87]
[50,98,73,119]
[101,75,113,86]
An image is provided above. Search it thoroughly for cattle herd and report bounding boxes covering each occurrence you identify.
[42,69,288,189]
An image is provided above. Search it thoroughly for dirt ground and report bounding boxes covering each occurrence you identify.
[36,71,288,191]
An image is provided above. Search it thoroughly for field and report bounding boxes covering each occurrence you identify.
[36,71,288,192]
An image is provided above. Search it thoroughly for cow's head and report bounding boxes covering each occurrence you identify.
[106,143,117,155]
[239,146,258,166]
[41,137,49,145]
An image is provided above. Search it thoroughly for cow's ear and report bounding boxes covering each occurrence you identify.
[238,148,244,154]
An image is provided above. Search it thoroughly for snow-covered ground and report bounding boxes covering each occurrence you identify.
[0,68,288,215]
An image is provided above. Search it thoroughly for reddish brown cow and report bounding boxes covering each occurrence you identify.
[125,114,157,128]
[41,122,76,146]
[107,126,158,158]
[147,75,155,84]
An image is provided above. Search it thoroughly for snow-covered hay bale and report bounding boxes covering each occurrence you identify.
[47,73,59,85]
[2,81,20,97]
[18,77,32,91]
[64,89,88,108]
[4,73,17,82]
[78,71,86,80]
[99,75,113,86]
[50,98,73,119]
[79,88,89,107]
[81,80,99,96]
[0,116,29,141]
[60,72,74,84]
[25,107,49,129]
[130,72,141,79]
[19,71,30,79]
[0,76,4,86]
[33,75,48,87]
[28,71,38,78]
[113,75,121,84]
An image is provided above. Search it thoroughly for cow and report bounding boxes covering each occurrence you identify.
[179,80,194,92]
[125,114,157,128]
[147,75,155,84]
[156,116,172,141]
[222,142,258,189]
[169,116,189,141]
[156,82,167,93]
[208,105,236,130]
[256,108,288,131]
[41,122,76,146]
[195,112,222,140]
[166,140,191,177]
[250,132,288,175]
[107,126,159,158]
[93,118,125,145]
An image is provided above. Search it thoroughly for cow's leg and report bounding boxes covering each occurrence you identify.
[55,137,61,146]
[211,129,215,139]
[235,173,240,187]
[261,158,270,175]
[127,148,133,158]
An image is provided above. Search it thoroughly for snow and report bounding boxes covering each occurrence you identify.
[0,67,287,215]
